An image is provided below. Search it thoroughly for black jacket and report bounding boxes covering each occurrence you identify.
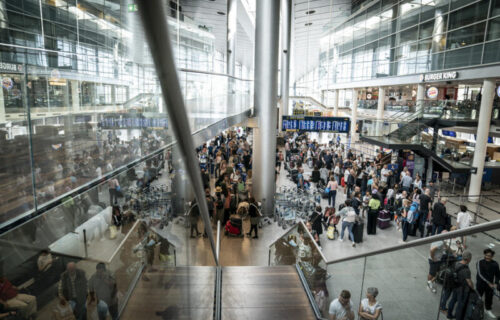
[432,202,447,226]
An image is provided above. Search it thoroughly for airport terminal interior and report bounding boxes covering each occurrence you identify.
[2,0,500,319]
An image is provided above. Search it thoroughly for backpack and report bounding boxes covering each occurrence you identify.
[443,264,468,289]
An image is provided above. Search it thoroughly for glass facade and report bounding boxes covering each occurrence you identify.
[297,0,500,99]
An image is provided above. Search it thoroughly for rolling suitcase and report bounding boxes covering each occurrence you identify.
[350,221,364,243]
[377,209,391,229]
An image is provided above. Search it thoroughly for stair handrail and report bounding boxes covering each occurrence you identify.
[325,219,500,265]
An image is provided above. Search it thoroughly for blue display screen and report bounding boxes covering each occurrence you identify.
[442,130,456,137]
[99,116,168,129]
[282,116,350,133]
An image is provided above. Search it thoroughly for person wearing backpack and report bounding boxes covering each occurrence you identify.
[401,199,419,242]
[476,248,500,318]
[446,251,474,320]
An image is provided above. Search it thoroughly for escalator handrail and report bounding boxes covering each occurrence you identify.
[325,219,500,265]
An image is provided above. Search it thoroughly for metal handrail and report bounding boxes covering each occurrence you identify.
[326,219,500,265]
[216,220,221,262]
[179,67,253,82]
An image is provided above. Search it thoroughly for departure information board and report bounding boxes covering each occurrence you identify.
[99,115,168,129]
[282,116,350,133]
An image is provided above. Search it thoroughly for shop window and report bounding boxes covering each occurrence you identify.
[446,22,485,50]
[399,0,421,30]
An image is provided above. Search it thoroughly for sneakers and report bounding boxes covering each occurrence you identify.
[485,310,496,318]
[427,281,437,293]
[352,242,356,247]
[339,238,344,242]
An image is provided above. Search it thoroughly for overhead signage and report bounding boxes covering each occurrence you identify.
[282,115,350,133]
[419,71,458,82]
[99,115,168,129]
[427,86,439,99]
[0,62,23,73]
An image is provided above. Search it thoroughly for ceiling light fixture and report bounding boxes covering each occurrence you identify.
[306,10,316,14]
[217,11,225,15]
[305,22,312,26]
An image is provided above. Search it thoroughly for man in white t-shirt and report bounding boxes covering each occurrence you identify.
[380,164,390,186]
[329,290,355,320]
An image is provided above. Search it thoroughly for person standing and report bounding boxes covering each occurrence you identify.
[427,231,450,294]
[58,262,87,320]
[476,248,500,319]
[418,188,432,238]
[337,200,357,248]
[328,290,355,320]
[189,200,201,238]
[431,197,448,235]
[246,197,260,239]
[367,190,381,235]
[88,263,118,320]
[447,251,473,320]
[326,177,338,207]
[358,287,382,320]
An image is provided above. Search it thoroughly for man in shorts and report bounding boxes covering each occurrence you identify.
[427,231,450,293]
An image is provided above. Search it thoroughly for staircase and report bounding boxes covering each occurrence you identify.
[121,265,316,320]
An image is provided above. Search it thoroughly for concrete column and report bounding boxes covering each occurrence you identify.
[376,87,385,135]
[227,0,237,77]
[426,157,433,183]
[63,80,70,111]
[0,85,5,122]
[280,0,291,116]
[416,83,425,115]
[252,0,280,216]
[377,87,385,119]
[351,88,358,142]
[333,89,339,116]
[469,79,496,202]
[70,81,79,112]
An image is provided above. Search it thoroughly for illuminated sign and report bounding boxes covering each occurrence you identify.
[419,71,458,82]
[282,116,350,133]
[0,62,23,73]
[426,86,439,99]
[497,86,500,98]
[99,115,168,129]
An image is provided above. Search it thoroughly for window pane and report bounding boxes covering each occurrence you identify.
[444,44,483,68]
[446,22,485,49]
[487,17,500,41]
[399,0,421,29]
[421,0,449,22]
[483,40,500,63]
[397,26,419,46]
[493,0,500,17]
[449,0,489,30]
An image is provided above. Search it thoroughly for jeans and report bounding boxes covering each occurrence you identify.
[432,224,445,236]
[402,221,410,241]
[340,221,354,242]
[328,190,337,207]
[447,289,458,318]
[440,287,452,310]
[418,211,428,238]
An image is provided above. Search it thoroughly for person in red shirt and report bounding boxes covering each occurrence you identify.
[0,277,37,319]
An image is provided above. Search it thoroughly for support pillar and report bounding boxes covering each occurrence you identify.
[469,79,496,202]
[0,83,5,122]
[376,87,385,135]
[227,0,237,77]
[426,157,433,183]
[279,0,292,132]
[70,81,79,112]
[351,88,358,142]
[416,83,425,115]
[252,0,280,217]
[333,89,339,116]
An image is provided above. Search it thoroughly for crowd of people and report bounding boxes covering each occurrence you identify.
[188,129,259,238]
